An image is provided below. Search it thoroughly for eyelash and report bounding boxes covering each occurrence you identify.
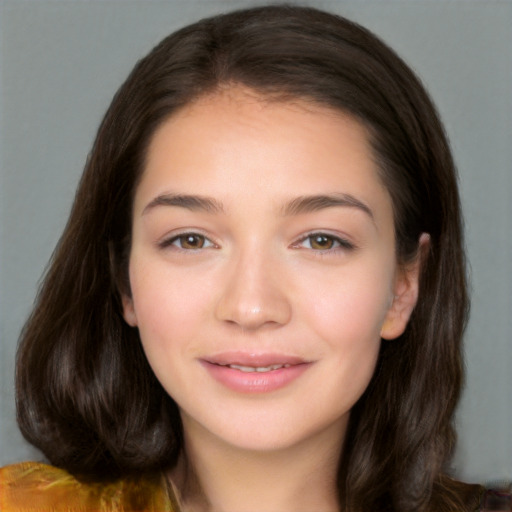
[158,232,216,251]
[158,231,355,254]
[293,232,356,254]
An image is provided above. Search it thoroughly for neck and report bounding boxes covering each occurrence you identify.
[170,417,345,512]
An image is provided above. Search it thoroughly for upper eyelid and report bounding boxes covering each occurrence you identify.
[157,227,213,240]
[158,230,217,248]
[156,229,355,249]
[293,231,355,248]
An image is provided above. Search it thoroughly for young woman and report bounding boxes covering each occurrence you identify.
[0,5,501,512]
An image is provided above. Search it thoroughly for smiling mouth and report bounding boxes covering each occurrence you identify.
[202,353,311,393]
[205,352,307,370]
[216,363,292,373]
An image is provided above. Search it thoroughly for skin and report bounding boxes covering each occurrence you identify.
[123,87,422,512]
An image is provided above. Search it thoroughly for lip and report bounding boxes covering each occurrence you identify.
[205,351,308,367]
[200,352,312,393]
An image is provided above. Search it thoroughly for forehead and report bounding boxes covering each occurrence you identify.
[135,87,390,218]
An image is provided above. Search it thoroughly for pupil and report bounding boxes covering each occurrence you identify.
[312,235,332,249]
[183,235,203,248]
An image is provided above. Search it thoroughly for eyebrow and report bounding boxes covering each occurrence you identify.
[142,192,373,219]
[281,193,374,219]
[142,193,225,215]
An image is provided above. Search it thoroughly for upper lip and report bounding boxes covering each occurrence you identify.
[203,352,309,367]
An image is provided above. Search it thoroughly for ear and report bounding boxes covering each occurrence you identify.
[380,233,430,340]
[122,294,138,327]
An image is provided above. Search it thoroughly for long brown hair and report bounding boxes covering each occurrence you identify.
[16,5,478,511]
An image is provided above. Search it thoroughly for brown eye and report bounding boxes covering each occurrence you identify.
[296,233,355,252]
[309,234,335,250]
[159,232,215,251]
[178,234,206,249]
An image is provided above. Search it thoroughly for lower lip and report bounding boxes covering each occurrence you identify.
[201,361,311,393]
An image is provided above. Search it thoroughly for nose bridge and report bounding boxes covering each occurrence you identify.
[215,243,292,330]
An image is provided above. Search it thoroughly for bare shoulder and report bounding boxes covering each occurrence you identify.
[0,461,176,511]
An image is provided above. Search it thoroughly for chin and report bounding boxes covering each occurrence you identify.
[181,403,350,455]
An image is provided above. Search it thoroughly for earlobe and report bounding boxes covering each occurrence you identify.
[380,233,430,340]
[122,294,138,327]
[380,279,418,340]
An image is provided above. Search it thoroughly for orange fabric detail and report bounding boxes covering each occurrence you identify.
[0,462,177,511]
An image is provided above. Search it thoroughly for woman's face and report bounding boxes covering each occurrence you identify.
[123,88,420,453]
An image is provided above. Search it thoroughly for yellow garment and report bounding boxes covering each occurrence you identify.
[0,461,179,511]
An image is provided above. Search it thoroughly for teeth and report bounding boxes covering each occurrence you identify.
[226,364,291,373]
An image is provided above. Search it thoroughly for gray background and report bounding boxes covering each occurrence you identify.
[1,0,511,485]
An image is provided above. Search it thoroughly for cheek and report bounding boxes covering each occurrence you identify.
[300,272,389,408]
[301,263,394,345]
[127,262,217,403]
[128,260,213,355]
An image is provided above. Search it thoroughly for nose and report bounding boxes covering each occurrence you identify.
[214,249,292,331]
